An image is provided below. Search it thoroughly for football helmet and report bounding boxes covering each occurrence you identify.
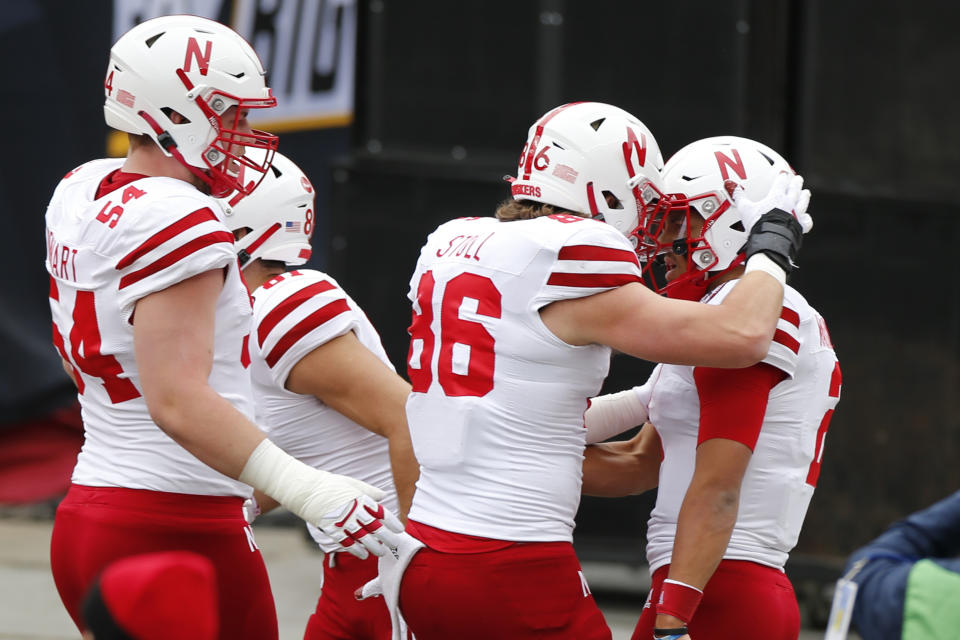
[637,136,797,300]
[218,150,315,268]
[507,102,665,240]
[104,15,278,198]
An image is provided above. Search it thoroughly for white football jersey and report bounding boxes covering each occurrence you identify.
[406,214,644,543]
[45,158,253,497]
[248,269,399,553]
[645,280,842,572]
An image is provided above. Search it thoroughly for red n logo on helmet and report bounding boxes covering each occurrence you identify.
[624,127,647,176]
[184,37,212,76]
[714,149,747,181]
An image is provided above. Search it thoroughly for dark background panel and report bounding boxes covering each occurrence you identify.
[799,1,960,202]
[0,0,112,422]
[561,2,751,152]
[364,0,541,155]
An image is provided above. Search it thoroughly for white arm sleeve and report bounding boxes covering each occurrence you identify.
[584,385,651,444]
[239,439,384,523]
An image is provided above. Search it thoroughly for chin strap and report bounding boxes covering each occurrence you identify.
[664,271,711,301]
[663,254,746,301]
[137,110,220,194]
[236,223,282,268]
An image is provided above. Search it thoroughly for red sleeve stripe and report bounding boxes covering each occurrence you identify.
[547,272,641,288]
[49,276,59,300]
[773,328,800,354]
[829,361,842,397]
[257,280,337,347]
[116,208,221,270]
[558,244,640,266]
[694,363,785,450]
[118,231,234,289]
[780,306,800,328]
[265,298,351,368]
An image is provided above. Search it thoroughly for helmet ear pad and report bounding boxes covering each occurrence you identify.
[104,15,278,197]
[506,102,666,239]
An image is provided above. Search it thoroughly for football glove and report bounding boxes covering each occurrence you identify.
[239,439,404,560]
[356,531,425,640]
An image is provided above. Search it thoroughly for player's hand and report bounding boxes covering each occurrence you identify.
[239,440,405,560]
[736,174,809,275]
[729,172,813,234]
[742,209,804,275]
[313,488,406,560]
[356,531,425,640]
[654,634,691,640]
[242,496,260,524]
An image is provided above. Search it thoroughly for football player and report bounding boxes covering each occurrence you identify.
[45,16,402,639]
[381,103,812,639]
[582,137,840,640]
[219,151,418,640]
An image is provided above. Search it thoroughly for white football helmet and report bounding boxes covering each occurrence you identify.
[219,150,315,268]
[637,136,797,299]
[508,102,665,240]
[104,15,278,198]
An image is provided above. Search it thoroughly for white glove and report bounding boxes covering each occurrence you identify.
[242,496,260,524]
[239,439,405,559]
[319,494,406,560]
[356,531,425,640]
[730,172,813,234]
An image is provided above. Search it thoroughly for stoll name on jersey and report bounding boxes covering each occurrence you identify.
[435,231,496,262]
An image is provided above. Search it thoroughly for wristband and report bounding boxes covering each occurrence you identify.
[657,579,703,624]
[654,627,689,640]
[744,252,786,287]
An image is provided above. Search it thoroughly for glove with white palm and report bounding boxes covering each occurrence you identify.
[730,172,812,234]
[731,172,812,276]
[239,439,404,559]
[356,531,425,640]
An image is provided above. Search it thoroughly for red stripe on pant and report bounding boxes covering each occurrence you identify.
[399,540,611,640]
[304,552,395,640]
[632,560,801,640]
[50,484,278,640]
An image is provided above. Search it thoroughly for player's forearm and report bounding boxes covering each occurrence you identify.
[253,489,280,515]
[145,382,266,479]
[669,271,782,368]
[388,434,419,522]
[668,483,740,590]
[581,440,659,497]
[715,269,783,357]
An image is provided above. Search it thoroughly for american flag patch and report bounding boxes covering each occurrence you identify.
[117,89,135,108]
[285,221,301,233]
[553,164,579,184]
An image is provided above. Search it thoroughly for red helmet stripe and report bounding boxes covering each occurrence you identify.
[244,222,282,257]
[585,181,600,216]
[522,102,582,181]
